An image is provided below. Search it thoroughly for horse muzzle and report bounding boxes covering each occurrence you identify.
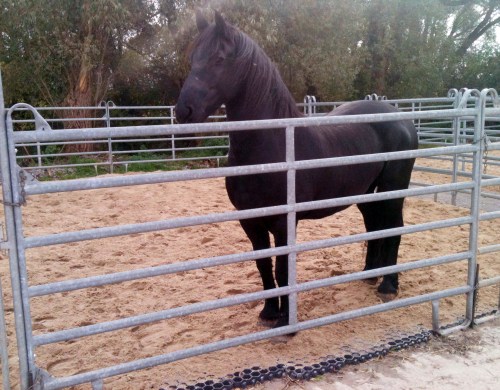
[174,100,194,124]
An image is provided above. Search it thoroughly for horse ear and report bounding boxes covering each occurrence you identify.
[214,10,229,37]
[195,9,209,32]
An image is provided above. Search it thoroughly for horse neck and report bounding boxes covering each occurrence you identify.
[225,46,301,164]
[225,75,300,122]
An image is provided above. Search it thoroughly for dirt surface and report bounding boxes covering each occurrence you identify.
[0,157,498,389]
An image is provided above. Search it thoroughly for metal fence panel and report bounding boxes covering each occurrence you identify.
[1,86,499,389]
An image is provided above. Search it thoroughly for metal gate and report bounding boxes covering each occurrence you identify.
[1,76,499,389]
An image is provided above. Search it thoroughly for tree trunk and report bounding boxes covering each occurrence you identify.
[62,7,98,154]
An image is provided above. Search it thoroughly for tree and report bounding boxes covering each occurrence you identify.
[1,0,154,150]
[198,0,366,100]
[1,0,498,110]
[446,0,500,56]
[355,0,499,98]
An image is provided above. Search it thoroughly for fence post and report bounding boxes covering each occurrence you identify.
[448,89,460,206]
[170,107,176,161]
[464,89,487,324]
[0,72,32,389]
[286,126,298,327]
[0,74,11,388]
[310,95,316,116]
[0,277,10,390]
[100,101,114,174]
[0,70,12,390]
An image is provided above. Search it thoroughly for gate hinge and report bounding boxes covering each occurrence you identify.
[0,222,8,252]
[0,169,29,207]
[31,366,53,390]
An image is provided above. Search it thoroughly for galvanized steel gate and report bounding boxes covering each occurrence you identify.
[1,77,500,388]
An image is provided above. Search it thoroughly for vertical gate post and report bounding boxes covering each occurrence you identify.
[0,72,31,389]
[448,89,460,206]
[285,126,298,327]
[465,89,487,324]
[101,101,114,174]
[0,277,10,390]
[0,70,11,390]
[170,107,176,161]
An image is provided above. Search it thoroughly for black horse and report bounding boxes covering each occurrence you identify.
[175,11,418,328]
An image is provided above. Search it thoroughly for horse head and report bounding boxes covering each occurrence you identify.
[175,11,241,124]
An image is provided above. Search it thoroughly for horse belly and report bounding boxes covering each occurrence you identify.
[297,205,349,221]
[225,173,287,211]
[296,163,383,201]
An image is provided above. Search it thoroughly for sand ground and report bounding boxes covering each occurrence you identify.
[0,155,498,389]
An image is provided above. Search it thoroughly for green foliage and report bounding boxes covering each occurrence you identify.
[1,0,499,106]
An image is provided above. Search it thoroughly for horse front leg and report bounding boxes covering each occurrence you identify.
[274,252,290,328]
[239,219,280,323]
[272,220,293,329]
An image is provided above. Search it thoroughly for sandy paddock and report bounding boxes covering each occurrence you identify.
[0,158,499,389]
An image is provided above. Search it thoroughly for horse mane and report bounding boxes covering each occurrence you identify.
[191,21,303,119]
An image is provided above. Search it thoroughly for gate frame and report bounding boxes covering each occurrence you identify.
[1,81,499,389]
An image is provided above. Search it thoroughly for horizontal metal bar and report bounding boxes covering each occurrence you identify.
[11,106,102,111]
[481,177,500,187]
[413,165,497,181]
[109,106,174,110]
[12,108,477,143]
[41,285,471,390]
[18,150,109,159]
[473,313,500,325]
[24,203,289,248]
[28,246,289,298]
[12,117,105,124]
[29,215,472,297]
[108,116,172,121]
[477,275,500,289]
[24,182,474,249]
[32,251,471,347]
[295,181,474,213]
[294,216,472,254]
[16,140,108,147]
[24,144,477,196]
[479,211,500,222]
[20,155,228,172]
[478,244,500,255]
[110,145,227,156]
[109,135,228,144]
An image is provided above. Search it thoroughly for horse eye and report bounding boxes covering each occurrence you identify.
[215,56,225,64]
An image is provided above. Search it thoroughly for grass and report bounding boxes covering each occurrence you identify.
[21,137,229,180]
[34,152,226,181]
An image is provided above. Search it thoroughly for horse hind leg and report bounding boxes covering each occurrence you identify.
[358,202,383,284]
[358,198,405,301]
[374,158,414,301]
[239,219,280,324]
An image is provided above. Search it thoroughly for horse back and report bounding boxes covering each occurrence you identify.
[327,100,418,151]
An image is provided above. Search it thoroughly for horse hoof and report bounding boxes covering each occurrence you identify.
[258,318,277,328]
[363,277,379,285]
[376,291,398,302]
[259,305,280,323]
